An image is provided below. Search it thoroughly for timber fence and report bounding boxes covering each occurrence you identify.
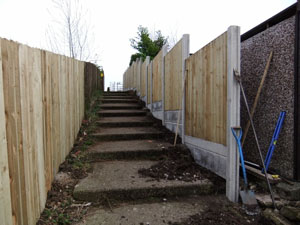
[123,26,241,203]
[0,38,103,225]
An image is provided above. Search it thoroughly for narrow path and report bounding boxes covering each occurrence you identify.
[73,91,214,224]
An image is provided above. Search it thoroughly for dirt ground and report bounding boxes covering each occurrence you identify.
[138,145,225,193]
[138,145,274,225]
[169,204,273,225]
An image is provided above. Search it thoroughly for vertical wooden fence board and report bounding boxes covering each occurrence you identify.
[28,46,40,222]
[69,60,74,147]
[59,56,67,160]
[31,48,46,215]
[81,63,84,122]
[43,51,54,190]
[2,39,28,225]
[79,62,84,129]
[66,58,71,155]
[75,61,79,136]
[50,53,60,174]
[19,44,36,225]
[77,62,81,134]
[0,38,13,225]
[73,60,77,141]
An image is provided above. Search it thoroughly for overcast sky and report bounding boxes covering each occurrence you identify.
[0,0,296,89]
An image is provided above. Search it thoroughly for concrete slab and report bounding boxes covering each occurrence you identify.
[86,140,173,161]
[75,196,225,225]
[98,110,146,117]
[101,96,137,99]
[97,116,154,127]
[103,92,130,96]
[100,99,139,104]
[100,103,142,110]
[92,127,165,141]
[73,161,213,202]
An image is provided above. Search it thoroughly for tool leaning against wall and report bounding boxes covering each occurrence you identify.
[233,69,277,209]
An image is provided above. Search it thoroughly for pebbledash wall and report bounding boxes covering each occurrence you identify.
[241,2,300,180]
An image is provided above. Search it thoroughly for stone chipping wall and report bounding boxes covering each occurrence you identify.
[241,16,295,178]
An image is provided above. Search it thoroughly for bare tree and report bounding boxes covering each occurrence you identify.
[46,0,99,63]
[168,29,178,50]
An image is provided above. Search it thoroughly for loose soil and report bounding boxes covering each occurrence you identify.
[169,203,274,225]
[138,142,274,225]
[138,145,226,193]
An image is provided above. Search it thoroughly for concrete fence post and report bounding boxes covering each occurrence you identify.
[226,26,241,203]
[182,34,190,144]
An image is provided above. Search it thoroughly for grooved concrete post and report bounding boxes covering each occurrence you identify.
[162,45,168,126]
[182,34,190,144]
[226,26,241,203]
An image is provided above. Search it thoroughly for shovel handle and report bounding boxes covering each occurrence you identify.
[231,127,248,186]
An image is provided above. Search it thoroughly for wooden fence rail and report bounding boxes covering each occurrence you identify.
[0,38,103,225]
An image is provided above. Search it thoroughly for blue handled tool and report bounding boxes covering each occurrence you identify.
[262,111,286,173]
[232,127,257,206]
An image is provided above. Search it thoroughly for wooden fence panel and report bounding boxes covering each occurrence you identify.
[152,50,163,102]
[0,39,13,225]
[185,32,227,145]
[165,40,183,110]
[0,38,101,225]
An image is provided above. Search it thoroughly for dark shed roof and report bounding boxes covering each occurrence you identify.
[241,3,297,42]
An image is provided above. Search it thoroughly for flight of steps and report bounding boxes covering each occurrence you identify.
[73,91,214,225]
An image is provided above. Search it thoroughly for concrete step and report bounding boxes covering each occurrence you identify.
[76,195,225,225]
[98,110,146,117]
[73,161,213,203]
[86,140,173,161]
[91,127,165,141]
[100,103,142,110]
[96,116,154,127]
[101,96,138,100]
[103,92,131,96]
[99,99,139,104]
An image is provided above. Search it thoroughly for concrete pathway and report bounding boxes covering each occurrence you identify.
[73,91,215,224]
